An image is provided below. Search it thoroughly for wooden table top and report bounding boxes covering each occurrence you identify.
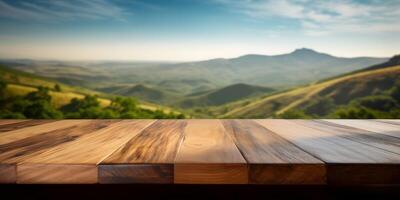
[0,119,399,185]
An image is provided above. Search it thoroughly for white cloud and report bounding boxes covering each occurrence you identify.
[0,0,126,22]
[212,0,400,35]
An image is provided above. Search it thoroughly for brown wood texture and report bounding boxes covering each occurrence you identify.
[174,120,247,184]
[18,164,97,184]
[296,120,400,155]
[0,120,54,132]
[0,119,399,185]
[99,120,186,183]
[223,120,325,184]
[99,164,173,184]
[257,119,400,185]
[0,120,92,183]
[19,120,154,183]
[0,120,118,164]
[324,119,400,139]
[0,164,16,183]
[0,120,29,126]
[0,120,86,147]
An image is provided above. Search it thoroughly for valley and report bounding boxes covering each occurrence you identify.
[1,49,398,119]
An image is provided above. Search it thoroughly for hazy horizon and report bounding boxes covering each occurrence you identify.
[0,47,393,63]
[0,0,399,61]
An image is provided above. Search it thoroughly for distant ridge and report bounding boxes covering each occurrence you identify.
[1,48,389,95]
[179,83,274,108]
[220,55,400,118]
[362,55,400,71]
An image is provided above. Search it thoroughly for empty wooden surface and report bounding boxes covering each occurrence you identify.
[324,119,400,139]
[0,119,399,185]
[257,120,400,185]
[174,120,247,184]
[19,120,154,183]
[223,120,325,184]
[0,120,53,132]
[100,120,185,184]
[297,120,400,154]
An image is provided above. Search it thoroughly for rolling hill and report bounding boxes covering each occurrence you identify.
[217,55,400,119]
[0,65,175,112]
[179,83,275,108]
[1,48,387,95]
[97,84,179,105]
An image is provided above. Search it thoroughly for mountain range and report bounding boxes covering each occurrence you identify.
[1,48,387,96]
[1,48,397,119]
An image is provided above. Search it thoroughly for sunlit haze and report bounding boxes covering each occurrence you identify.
[0,0,399,61]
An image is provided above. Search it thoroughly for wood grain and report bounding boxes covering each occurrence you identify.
[0,120,118,164]
[0,120,29,126]
[0,164,16,183]
[175,164,248,184]
[223,120,325,184]
[295,120,400,155]
[0,119,399,185]
[100,120,185,183]
[17,164,97,184]
[257,119,400,185]
[378,120,400,126]
[99,164,173,184]
[22,120,154,164]
[0,120,54,132]
[102,120,186,164]
[19,120,154,183]
[324,120,400,139]
[0,120,87,146]
[174,120,247,184]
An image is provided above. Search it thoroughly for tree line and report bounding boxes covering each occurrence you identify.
[278,81,400,119]
[0,81,185,119]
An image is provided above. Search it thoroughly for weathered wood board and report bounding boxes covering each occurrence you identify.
[0,119,399,185]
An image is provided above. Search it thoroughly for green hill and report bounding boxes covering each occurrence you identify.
[218,56,400,119]
[2,48,387,95]
[179,83,274,108]
[0,65,176,113]
[97,84,179,105]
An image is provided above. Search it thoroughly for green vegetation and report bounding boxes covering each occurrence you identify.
[3,49,386,95]
[98,84,180,105]
[277,75,400,119]
[0,64,182,115]
[0,54,398,120]
[0,81,184,119]
[218,62,400,119]
[179,83,275,108]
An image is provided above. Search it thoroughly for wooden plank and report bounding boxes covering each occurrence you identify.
[99,120,185,184]
[378,120,400,126]
[0,120,87,146]
[0,120,29,126]
[18,120,154,184]
[17,164,97,184]
[0,120,89,183]
[0,164,16,183]
[0,120,118,164]
[295,120,400,155]
[324,120,400,139]
[0,120,54,132]
[257,120,400,185]
[174,120,247,184]
[222,120,325,185]
[99,164,172,184]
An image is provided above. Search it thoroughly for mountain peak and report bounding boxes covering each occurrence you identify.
[291,48,318,54]
[288,48,334,59]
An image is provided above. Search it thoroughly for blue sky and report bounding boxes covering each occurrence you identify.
[0,0,399,61]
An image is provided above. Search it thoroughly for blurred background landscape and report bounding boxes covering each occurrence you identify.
[0,0,399,119]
